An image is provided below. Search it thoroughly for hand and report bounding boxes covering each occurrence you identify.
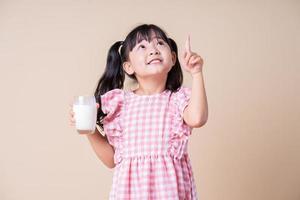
[180,34,204,75]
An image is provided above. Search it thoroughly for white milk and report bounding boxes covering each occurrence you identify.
[73,104,97,131]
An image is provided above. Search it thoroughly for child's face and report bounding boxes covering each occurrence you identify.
[123,33,176,79]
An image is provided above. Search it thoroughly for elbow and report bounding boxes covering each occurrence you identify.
[103,156,116,169]
[106,162,116,169]
[192,116,208,128]
[108,165,116,169]
[193,120,206,128]
[197,111,208,127]
[185,114,208,128]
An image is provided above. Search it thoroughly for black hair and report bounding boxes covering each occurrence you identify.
[94,24,184,130]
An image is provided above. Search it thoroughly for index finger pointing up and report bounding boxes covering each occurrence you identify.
[185,34,191,53]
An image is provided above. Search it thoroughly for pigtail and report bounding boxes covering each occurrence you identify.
[166,37,183,92]
[94,41,125,128]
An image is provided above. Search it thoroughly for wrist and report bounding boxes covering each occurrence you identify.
[191,71,202,77]
[86,128,99,138]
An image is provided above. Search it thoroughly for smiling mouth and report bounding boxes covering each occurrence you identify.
[147,59,162,65]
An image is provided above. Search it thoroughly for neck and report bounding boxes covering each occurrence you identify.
[134,75,167,95]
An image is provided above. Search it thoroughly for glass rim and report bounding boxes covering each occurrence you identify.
[73,95,95,98]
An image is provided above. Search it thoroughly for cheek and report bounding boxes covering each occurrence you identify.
[128,56,139,68]
[132,58,145,68]
[164,51,173,61]
[130,52,144,61]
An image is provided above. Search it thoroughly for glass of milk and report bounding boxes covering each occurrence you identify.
[73,95,97,134]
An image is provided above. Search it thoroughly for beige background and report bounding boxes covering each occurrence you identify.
[0,0,299,199]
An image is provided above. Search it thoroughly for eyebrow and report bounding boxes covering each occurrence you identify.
[151,36,162,40]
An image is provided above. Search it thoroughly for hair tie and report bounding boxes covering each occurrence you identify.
[118,41,123,55]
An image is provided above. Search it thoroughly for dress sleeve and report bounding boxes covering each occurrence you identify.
[175,86,192,118]
[168,86,193,159]
[100,89,124,119]
[100,89,124,150]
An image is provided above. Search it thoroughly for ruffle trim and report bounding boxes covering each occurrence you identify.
[168,87,193,159]
[101,89,125,165]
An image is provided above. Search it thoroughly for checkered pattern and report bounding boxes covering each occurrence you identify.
[100,86,198,200]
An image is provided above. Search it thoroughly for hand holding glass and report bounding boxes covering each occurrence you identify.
[73,96,97,134]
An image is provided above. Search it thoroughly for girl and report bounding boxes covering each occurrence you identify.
[70,24,208,200]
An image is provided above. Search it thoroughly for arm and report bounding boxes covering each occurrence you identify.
[183,71,208,128]
[86,128,116,168]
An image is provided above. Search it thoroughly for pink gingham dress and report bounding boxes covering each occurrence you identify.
[100,86,198,200]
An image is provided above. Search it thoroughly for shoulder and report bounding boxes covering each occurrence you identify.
[101,88,124,98]
[100,89,124,114]
[171,86,192,117]
[101,88,124,102]
[174,86,192,98]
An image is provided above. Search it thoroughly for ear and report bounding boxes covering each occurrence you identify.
[123,61,135,75]
[171,51,177,66]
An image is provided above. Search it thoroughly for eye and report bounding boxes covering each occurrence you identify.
[158,41,164,45]
[139,44,146,49]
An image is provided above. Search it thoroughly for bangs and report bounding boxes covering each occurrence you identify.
[126,26,170,51]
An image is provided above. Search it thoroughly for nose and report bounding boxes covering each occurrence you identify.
[150,51,159,55]
[149,44,160,55]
